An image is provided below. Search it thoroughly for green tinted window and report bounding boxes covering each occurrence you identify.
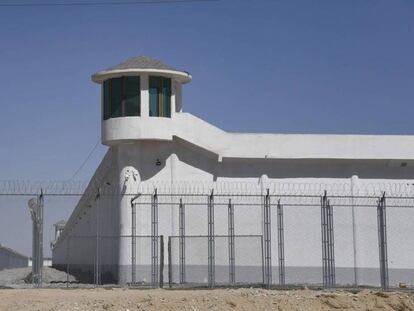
[103,80,110,120]
[110,77,122,118]
[162,77,171,118]
[124,76,140,116]
[149,76,171,118]
[102,76,140,120]
[149,76,159,117]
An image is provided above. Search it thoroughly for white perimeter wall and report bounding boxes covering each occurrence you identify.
[53,139,414,285]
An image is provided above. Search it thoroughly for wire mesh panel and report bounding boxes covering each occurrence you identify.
[130,193,163,287]
[44,195,82,257]
[96,236,118,285]
[169,235,263,287]
[213,235,227,285]
[56,235,162,288]
[328,196,356,287]
[169,236,208,286]
[353,201,381,287]
[4,180,414,289]
[63,235,97,285]
[281,196,323,286]
[386,200,414,289]
[233,235,263,285]
[0,195,36,274]
[127,236,162,287]
[182,196,208,236]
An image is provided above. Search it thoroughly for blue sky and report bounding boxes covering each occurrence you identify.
[0,0,413,254]
[0,0,413,182]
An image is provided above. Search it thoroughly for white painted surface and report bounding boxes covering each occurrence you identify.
[103,112,414,162]
[52,61,414,286]
[92,68,192,84]
[29,258,52,267]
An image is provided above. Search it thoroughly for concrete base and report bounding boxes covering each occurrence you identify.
[276,267,414,287]
[54,263,414,287]
[53,264,118,284]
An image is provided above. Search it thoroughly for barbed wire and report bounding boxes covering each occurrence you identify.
[136,180,414,197]
[0,180,88,195]
[44,178,414,243]
[2,179,414,198]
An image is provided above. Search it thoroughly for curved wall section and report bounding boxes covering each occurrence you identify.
[102,117,174,145]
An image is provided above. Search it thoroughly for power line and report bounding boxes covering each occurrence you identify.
[68,139,101,181]
[0,0,218,7]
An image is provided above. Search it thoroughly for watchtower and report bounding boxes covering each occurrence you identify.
[92,56,192,145]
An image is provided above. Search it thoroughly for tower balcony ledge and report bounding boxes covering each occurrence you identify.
[102,116,174,145]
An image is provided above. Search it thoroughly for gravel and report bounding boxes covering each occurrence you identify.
[0,267,77,288]
[1,288,414,311]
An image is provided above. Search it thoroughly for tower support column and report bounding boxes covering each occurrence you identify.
[116,144,140,284]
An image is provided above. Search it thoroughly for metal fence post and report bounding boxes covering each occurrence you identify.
[327,198,335,287]
[131,200,136,284]
[39,191,44,287]
[350,176,358,287]
[277,199,285,286]
[160,235,164,288]
[168,236,172,288]
[28,190,44,288]
[66,234,70,288]
[151,189,159,288]
[261,235,265,285]
[179,198,186,284]
[263,189,272,288]
[321,192,327,288]
[321,191,335,288]
[228,198,235,284]
[377,192,389,290]
[208,189,215,288]
[130,193,141,284]
[95,188,101,287]
[30,199,38,285]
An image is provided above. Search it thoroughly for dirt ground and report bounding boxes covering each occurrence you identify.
[0,288,414,311]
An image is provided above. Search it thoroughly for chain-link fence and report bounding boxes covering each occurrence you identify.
[1,180,414,289]
[168,235,264,287]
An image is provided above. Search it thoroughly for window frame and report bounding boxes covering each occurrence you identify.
[103,76,141,120]
[149,76,171,118]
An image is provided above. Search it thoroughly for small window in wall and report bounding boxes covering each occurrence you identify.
[149,76,171,118]
[103,76,141,120]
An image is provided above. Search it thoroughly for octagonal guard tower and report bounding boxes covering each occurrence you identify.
[91,56,192,283]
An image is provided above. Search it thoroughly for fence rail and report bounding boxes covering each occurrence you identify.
[2,186,414,289]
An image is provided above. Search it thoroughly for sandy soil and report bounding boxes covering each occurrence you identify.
[0,288,413,311]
